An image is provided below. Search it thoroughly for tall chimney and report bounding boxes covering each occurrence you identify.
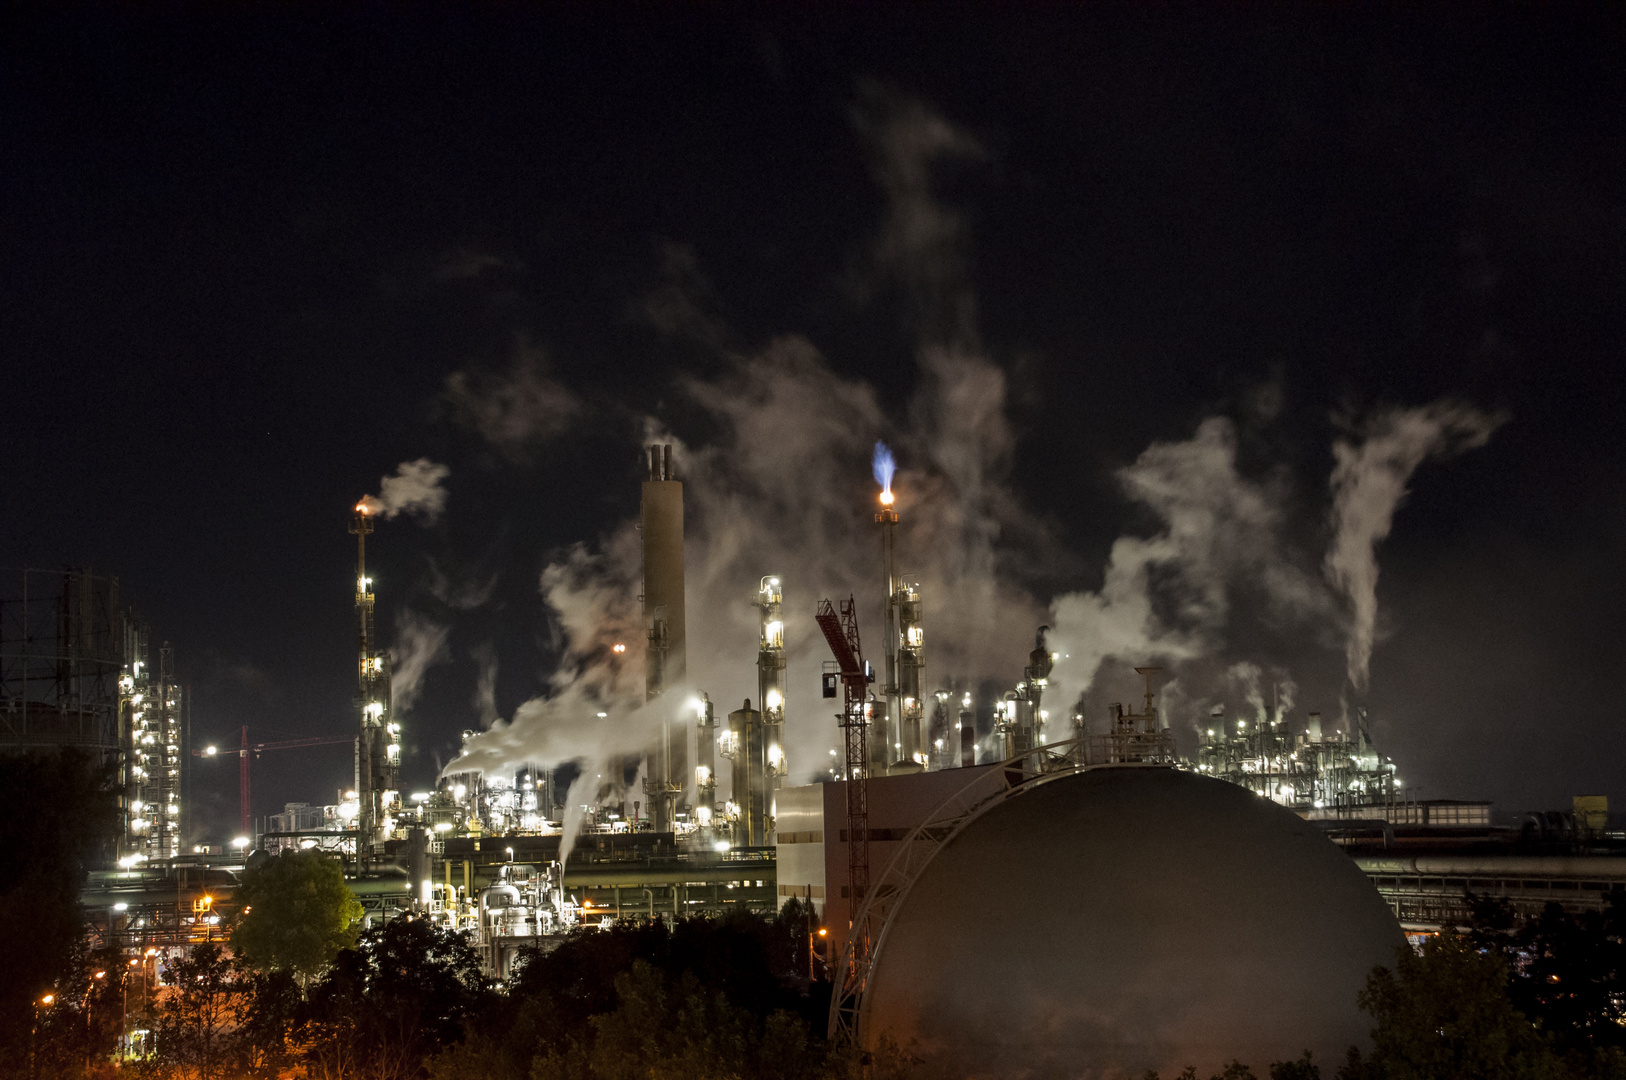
[641,445,687,833]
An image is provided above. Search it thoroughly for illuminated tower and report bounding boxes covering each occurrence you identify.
[757,576,787,833]
[694,692,717,828]
[875,472,924,774]
[723,698,766,847]
[351,503,398,846]
[121,628,184,860]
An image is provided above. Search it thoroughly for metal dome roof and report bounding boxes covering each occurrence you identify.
[862,766,1403,1078]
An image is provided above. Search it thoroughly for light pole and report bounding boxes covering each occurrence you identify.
[32,993,54,1080]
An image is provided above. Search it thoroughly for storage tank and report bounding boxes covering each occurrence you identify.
[862,767,1403,1077]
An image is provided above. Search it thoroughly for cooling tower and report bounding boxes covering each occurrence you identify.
[861,767,1403,1078]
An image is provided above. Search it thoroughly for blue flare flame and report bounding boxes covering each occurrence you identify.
[872,441,896,498]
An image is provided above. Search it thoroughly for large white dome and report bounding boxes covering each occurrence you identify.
[862,767,1403,1079]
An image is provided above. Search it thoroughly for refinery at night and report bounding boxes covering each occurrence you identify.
[5,7,1624,1077]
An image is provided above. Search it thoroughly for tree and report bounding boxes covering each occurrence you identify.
[1345,934,1568,1080]
[0,750,117,1080]
[148,943,241,1080]
[28,937,127,1080]
[299,918,488,1080]
[230,849,362,987]
[228,967,301,1080]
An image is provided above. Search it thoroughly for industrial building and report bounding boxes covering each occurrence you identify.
[67,438,1626,1032]
[1,567,191,864]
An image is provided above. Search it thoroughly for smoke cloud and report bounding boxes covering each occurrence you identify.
[442,344,582,461]
[390,609,452,715]
[1325,402,1504,692]
[440,87,1501,837]
[359,458,451,523]
[1047,417,1330,709]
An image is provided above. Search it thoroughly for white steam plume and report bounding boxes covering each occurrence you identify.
[440,86,1500,821]
[470,642,501,730]
[390,610,451,715]
[446,93,1048,804]
[358,458,451,523]
[1047,417,1330,708]
[1325,402,1504,692]
[442,343,581,461]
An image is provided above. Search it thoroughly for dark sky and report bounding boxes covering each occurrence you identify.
[4,6,1622,840]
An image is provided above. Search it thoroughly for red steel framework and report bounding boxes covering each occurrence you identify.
[195,725,354,835]
[814,596,872,992]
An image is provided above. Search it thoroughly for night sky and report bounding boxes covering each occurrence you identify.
[4,7,1623,842]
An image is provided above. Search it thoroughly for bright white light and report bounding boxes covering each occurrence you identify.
[230,836,250,849]
[411,792,430,803]
[713,840,730,853]
[765,689,783,710]
[596,711,608,718]
[113,902,128,912]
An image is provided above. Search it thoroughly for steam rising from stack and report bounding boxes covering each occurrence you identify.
[439,88,1504,820]
[1324,403,1504,692]
[359,458,451,523]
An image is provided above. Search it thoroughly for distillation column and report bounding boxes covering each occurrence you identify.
[894,581,925,771]
[351,503,398,846]
[694,692,717,829]
[640,444,686,833]
[724,699,767,846]
[757,576,787,832]
[122,625,184,859]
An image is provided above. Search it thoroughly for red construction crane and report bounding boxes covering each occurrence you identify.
[815,596,872,928]
[194,725,353,837]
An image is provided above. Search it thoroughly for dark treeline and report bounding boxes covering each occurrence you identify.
[126,901,889,1080]
[0,750,121,1080]
[8,752,1626,1080]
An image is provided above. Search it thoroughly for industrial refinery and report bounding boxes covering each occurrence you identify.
[31,439,1622,1010]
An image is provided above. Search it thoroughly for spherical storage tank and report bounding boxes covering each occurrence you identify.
[861,767,1404,1079]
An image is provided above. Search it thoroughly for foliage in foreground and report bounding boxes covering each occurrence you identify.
[230,848,365,987]
[425,901,868,1080]
[0,749,120,1080]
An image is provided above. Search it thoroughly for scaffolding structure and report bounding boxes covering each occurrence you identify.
[122,628,186,861]
[0,567,124,758]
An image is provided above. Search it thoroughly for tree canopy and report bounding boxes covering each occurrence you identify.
[0,749,117,1080]
[229,848,362,985]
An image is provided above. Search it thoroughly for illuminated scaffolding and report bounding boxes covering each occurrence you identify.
[351,505,400,846]
[122,628,185,860]
[0,567,124,757]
